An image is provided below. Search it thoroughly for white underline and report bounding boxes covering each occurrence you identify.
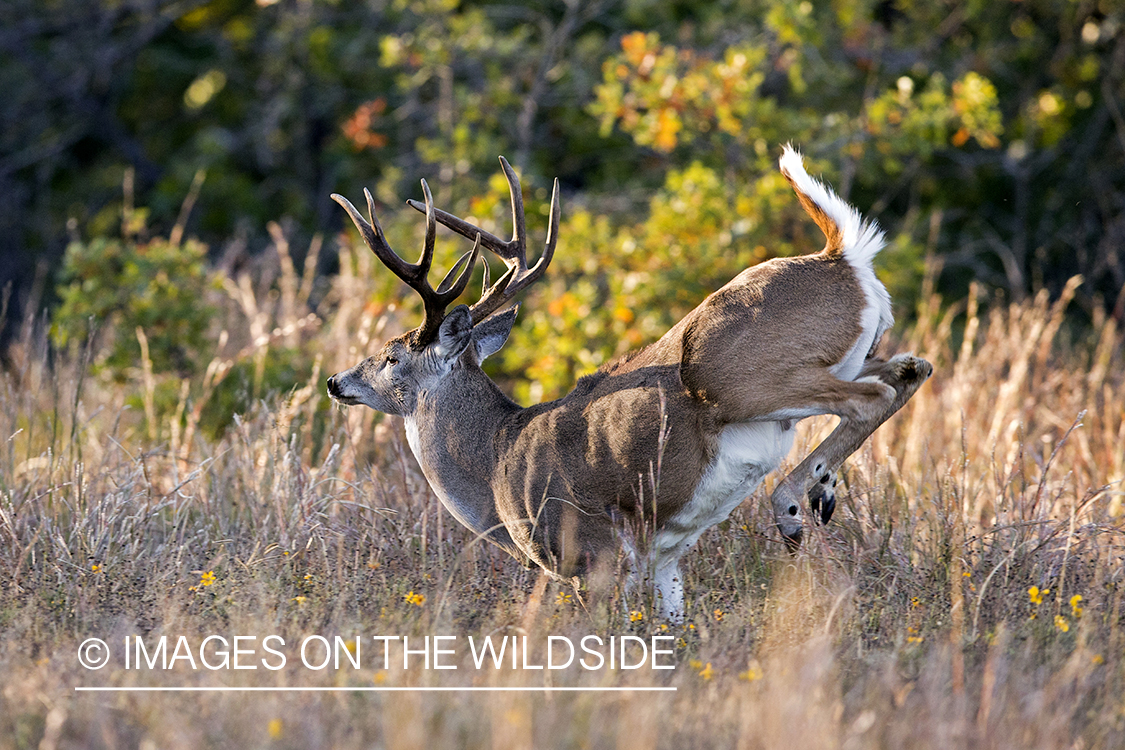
[74,686,676,693]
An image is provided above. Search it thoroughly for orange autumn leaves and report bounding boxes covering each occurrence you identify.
[343,98,389,152]
[593,31,1002,155]
[592,32,766,153]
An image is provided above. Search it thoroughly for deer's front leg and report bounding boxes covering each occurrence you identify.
[772,353,932,547]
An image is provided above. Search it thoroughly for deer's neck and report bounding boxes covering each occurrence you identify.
[403,362,520,546]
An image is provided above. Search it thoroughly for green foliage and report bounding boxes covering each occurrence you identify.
[52,234,216,377]
[4,0,1124,407]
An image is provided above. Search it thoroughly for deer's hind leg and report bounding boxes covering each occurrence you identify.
[771,353,933,546]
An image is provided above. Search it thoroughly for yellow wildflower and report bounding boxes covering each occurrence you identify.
[404,591,425,606]
[200,571,216,587]
[1028,586,1048,605]
[1070,594,1083,618]
[713,609,724,622]
[556,591,572,605]
[629,610,644,622]
[267,719,282,739]
[1054,615,1069,633]
[738,660,763,681]
[698,662,714,681]
[91,563,101,574]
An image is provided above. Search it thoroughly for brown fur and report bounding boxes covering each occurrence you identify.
[328,157,933,599]
[448,249,881,576]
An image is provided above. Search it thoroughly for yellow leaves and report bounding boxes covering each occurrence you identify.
[653,109,682,152]
[590,33,767,153]
[865,70,1002,154]
[620,31,657,69]
[547,293,574,318]
[951,72,1002,148]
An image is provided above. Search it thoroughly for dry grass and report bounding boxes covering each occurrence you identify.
[1,260,1123,749]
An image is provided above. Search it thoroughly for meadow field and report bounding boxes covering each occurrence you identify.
[4,0,1124,745]
[1,252,1123,750]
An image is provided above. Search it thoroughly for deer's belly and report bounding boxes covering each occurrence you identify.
[653,420,795,557]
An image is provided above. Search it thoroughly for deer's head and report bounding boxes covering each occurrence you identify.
[326,157,558,417]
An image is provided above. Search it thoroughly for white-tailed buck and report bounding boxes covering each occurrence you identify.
[327,147,932,621]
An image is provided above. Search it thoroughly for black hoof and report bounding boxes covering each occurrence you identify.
[808,472,837,525]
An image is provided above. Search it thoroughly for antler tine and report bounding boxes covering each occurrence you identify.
[332,190,413,281]
[418,179,436,278]
[436,234,482,296]
[498,155,527,265]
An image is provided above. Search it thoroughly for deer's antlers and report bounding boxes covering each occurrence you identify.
[407,156,560,324]
[331,180,481,345]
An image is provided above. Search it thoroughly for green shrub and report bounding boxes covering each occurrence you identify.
[52,236,217,378]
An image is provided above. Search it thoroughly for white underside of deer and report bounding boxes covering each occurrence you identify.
[646,419,796,619]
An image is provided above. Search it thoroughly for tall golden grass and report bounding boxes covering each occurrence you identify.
[0,251,1122,749]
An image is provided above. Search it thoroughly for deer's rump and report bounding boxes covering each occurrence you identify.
[678,253,868,422]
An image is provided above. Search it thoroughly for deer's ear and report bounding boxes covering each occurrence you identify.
[472,306,518,362]
[435,305,473,361]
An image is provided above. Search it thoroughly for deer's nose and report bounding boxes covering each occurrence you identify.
[326,375,341,398]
